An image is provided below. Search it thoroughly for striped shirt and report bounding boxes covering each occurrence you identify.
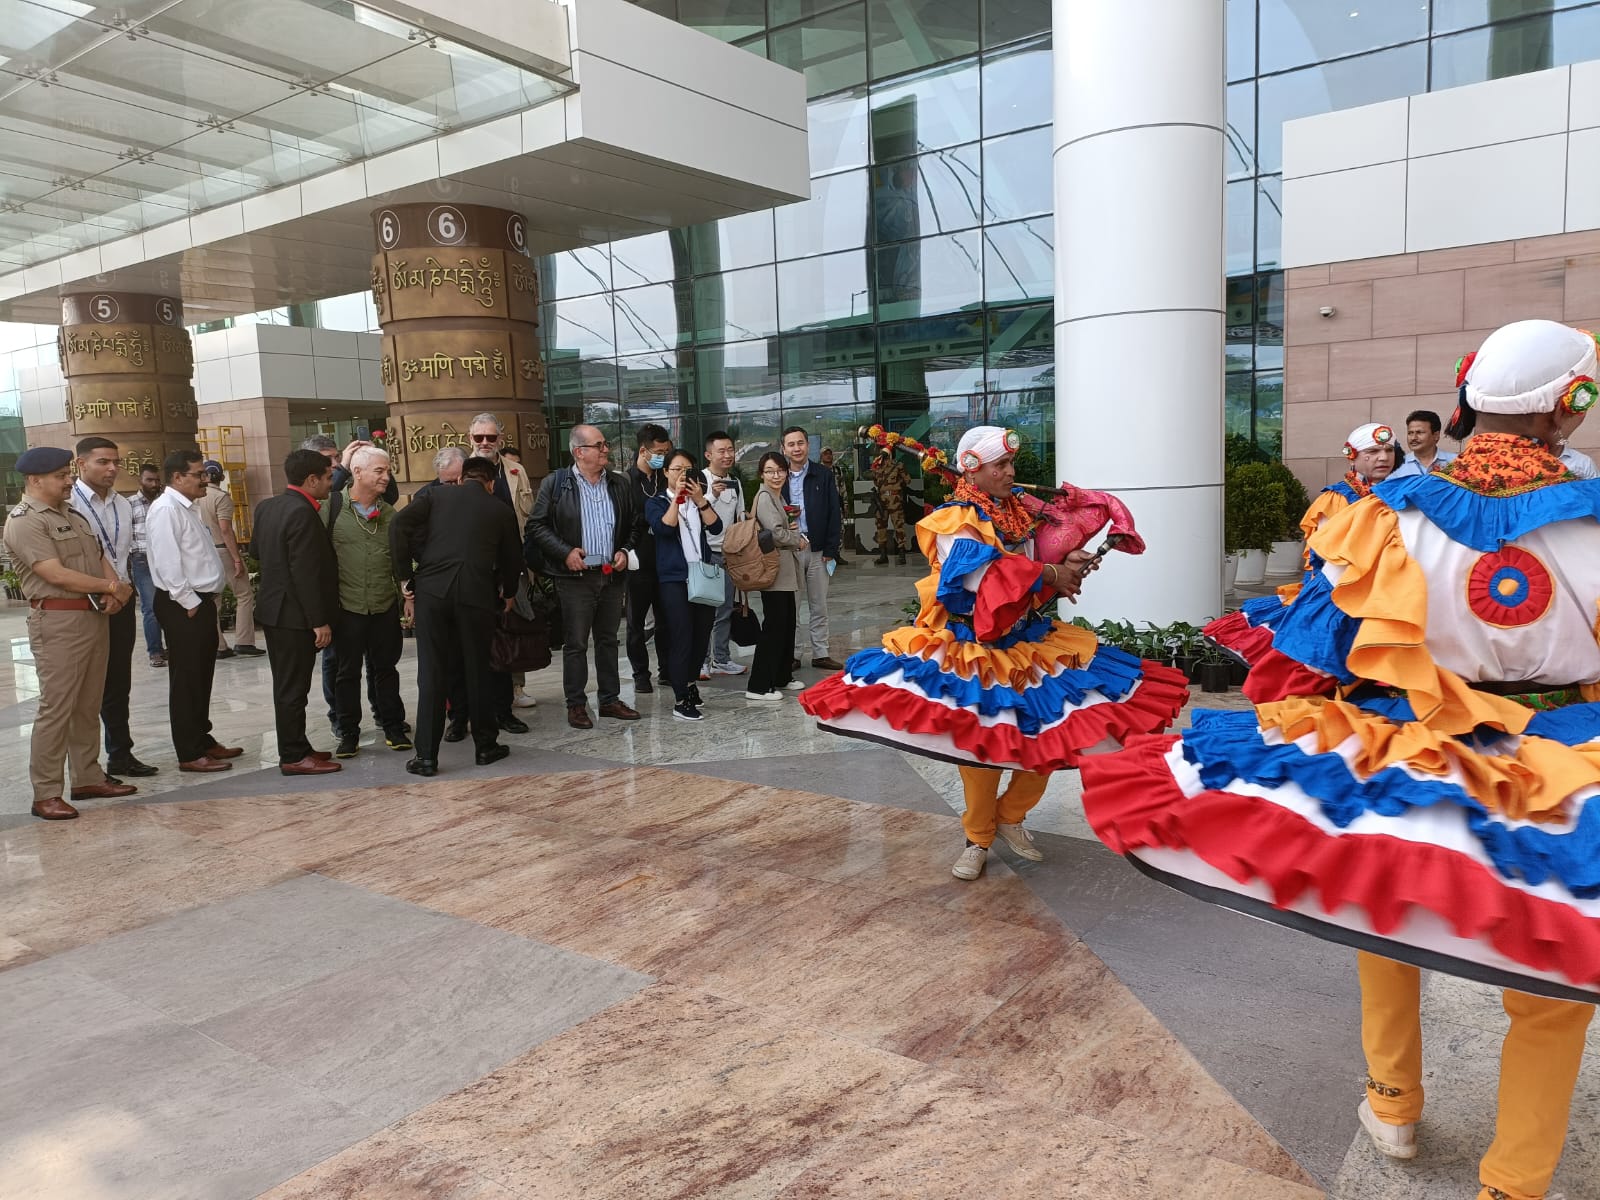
[574,467,615,564]
[129,491,154,555]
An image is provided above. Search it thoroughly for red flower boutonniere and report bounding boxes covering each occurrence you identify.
[601,563,614,575]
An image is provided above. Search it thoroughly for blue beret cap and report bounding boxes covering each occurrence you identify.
[16,446,73,475]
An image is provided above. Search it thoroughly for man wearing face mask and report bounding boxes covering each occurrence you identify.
[626,423,673,692]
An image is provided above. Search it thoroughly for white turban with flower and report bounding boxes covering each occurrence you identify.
[1343,422,1395,459]
[1460,319,1600,416]
[956,426,1021,473]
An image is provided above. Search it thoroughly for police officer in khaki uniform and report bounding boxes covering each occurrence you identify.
[3,446,138,820]
[197,460,260,658]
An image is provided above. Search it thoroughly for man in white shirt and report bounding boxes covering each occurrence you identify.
[701,429,747,677]
[146,448,243,773]
[1389,409,1458,478]
[70,437,157,779]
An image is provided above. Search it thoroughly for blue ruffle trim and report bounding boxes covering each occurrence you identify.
[945,614,1056,648]
[1240,594,1291,631]
[1324,481,1361,504]
[934,537,1000,616]
[1375,473,1600,552]
[1182,709,1600,897]
[1525,702,1600,746]
[1257,568,1358,684]
[840,642,1144,735]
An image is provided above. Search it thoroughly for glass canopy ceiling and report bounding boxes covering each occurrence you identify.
[0,0,574,271]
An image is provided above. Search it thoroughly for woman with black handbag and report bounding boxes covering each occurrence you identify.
[646,450,724,721]
[745,451,807,701]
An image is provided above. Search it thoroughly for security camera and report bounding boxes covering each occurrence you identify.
[1319,306,1337,318]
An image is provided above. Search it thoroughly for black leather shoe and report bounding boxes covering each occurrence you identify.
[405,757,438,777]
[443,722,468,743]
[475,743,510,766]
[633,677,653,694]
[497,713,530,735]
[106,757,159,777]
[234,644,266,658]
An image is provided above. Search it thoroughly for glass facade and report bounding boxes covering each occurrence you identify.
[4,0,1597,503]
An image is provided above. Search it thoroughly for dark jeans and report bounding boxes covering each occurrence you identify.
[128,552,162,654]
[414,593,497,757]
[100,599,135,760]
[334,604,406,737]
[553,571,626,707]
[154,590,217,761]
[749,589,796,694]
[656,579,715,703]
[323,643,387,737]
[262,624,317,763]
[625,566,666,682]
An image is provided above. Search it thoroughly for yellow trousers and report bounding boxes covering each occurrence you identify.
[958,766,1049,847]
[1359,951,1593,1200]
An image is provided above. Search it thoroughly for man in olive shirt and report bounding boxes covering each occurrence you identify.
[4,446,136,819]
[323,445,412,757]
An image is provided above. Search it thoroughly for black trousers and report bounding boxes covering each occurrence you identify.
[625,567,666,683]
[262,623,317,764]
[323,644,388,736]
[154,590,218,762]
[414,593,497,757]
[553,571,626,707]
[656,579,715,702]
[749,590,797,694]
[334,604,406,737]
[100,598,135,760]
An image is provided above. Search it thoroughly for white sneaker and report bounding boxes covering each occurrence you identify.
[951,843,987,881]
[995,822,1044,862]
[512,688,537,709]
[784,680,806,690]
[710,661,746,676]
[744,690,782,701]
[1357,1098,1417,1160]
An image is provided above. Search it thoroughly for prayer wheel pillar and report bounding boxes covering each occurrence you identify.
[370,203,547,485]
[58,292,196,489]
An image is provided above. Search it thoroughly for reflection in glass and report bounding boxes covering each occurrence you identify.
[778,249,872,329]
[776,168,870,260]
[703,208,777,272]
[878,315,985,415]
[1227,82,1256,179]
[693,266,780,342]
[772,3,868,97]
[1433,0,1588,34]
[1225,371,1255,443]
[986,304,1053,393]
[545,356,621,430]
[869,57,980,152]
[1257,271,1285,372]
[1226,179,1255,277]
[876,230,982,321]
[1225,276,1256,374]
[1256,175,1283,271]
[1257,43,1426,173]
[1255,371,1285,457]
[617,350,691,427]
[871,145,983,242]
[982,127,1052,223]
[867,0,980,79]
[697,339,781,417]
[806,88,871,176]
[612,283,691,356]
[983,0,1050,49]
[1257,1,1428,74]
[781,326,878,408]
[982,37,1050,137]
[676,0,766,41]
[544,294,617,359]
[983,218,1052,305]
[1227,0,1257,80]
[1431,7,1600,89]
[610,232,679,288]
[541,247,613,301]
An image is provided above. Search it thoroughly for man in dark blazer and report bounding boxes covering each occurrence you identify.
[390,455,523,776]
[253,449,342,777]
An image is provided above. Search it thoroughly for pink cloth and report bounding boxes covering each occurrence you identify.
[1020,485,1147,564]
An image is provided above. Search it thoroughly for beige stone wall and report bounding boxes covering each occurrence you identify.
[1284,230,1600,493]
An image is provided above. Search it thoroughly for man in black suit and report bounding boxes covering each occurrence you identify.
[253,449,342,777]
[390,455,523,776]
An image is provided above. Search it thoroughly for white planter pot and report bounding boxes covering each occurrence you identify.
[1266,539,1303,576]
[1223,554,1239,593]
[1233,548,1267,585]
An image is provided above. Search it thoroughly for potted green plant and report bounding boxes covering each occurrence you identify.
[1197,644,1234,693]
[1224,463,1285,586]
[1264,461,1311,575]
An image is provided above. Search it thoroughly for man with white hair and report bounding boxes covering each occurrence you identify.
[322,444,411,757]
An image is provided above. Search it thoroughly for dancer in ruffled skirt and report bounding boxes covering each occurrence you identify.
[1081,321,1600,1200]
[801,425,1188,881]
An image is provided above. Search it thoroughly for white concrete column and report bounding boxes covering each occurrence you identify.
[1053,0,1226,625]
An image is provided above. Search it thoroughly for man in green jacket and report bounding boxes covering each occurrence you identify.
[322,445,412,756]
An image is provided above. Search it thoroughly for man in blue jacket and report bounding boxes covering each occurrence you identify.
[780,426,845,670]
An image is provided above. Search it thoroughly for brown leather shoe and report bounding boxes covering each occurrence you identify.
[811,656,845,671]
[567,704,594,729]
[204,743,244,759]
[598,700,640,721]
[178,755,233,773]
[308,749,333,761]
[280,755,341,776]
[31,796,78,820]
[70,780,138,800]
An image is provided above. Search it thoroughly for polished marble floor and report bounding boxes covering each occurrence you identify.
[1,562,1596,1199]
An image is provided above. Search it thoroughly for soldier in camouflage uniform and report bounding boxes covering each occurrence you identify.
[870,451,910,565]
[821,448,852,561]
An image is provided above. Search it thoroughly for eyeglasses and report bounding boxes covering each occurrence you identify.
[470,433,500,443]
[576,441,609,451]
[664,465,689,473]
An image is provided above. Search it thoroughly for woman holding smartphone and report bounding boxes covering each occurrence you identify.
[745,451,807,700]
[646,449,723,721]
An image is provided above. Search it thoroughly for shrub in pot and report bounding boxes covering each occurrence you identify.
[1225,464,1284,586]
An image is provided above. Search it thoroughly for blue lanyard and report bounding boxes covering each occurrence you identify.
[74,482,121,559]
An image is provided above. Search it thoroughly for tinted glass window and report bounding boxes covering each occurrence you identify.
[868,0,980,79]
[1227,0,1257,80]
[982,127,1052,223]
[692,266,780,342]
[1433,0,1592,34]
[781,326,878,406]
[983,0,1049,49]
[870,144,983,243]
[1258,1,1428,74]
[983,217,1052,305]
[612,284,688,355]
[982,37,1050,137]
[869,57,980,153]
[1227,81,1256,179]
[1431,8,1600,89]
[873,229,983,321]
[807,89,870,176]
[544,294,617,358]
[1257,43,1427,173]
[778,249,872,329]
[775,168,870,260]
[772,3,867,96]
[610,232,678,289]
